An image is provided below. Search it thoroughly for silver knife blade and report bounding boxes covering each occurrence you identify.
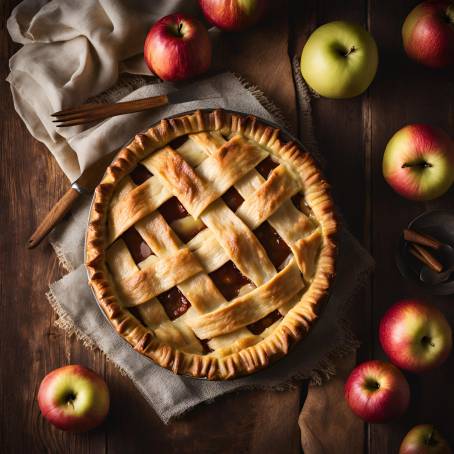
[72,149,119,194]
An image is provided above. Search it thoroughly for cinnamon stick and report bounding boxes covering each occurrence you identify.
[409,244,443,273]
[404,228,441,250]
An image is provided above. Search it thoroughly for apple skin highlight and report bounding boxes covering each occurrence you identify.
[379,299,452,373]
[403,1,454,68]
[382,124,454,201]
[399,424,452,454]
[38,365,110,432]
[345,360,410,423]
[300,21,378,99]
[199,0,268,31]
[144,14,212,81]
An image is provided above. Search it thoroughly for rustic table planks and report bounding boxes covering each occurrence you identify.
[368,1,454,452]
[1,0,453,453]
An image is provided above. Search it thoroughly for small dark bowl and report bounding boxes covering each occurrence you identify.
[396,209,454,295]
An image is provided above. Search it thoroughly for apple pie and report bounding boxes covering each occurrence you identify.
[86,109,337,380]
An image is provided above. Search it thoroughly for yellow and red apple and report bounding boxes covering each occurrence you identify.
[300,21,378,99]
[344,360,410,423]
[403,1,454,68]
[382,124,454,201]
[379,300,452,373]
[399,424,452,454]
[199,0,268,31]
[38,365,109,432]
[144,13,212,81]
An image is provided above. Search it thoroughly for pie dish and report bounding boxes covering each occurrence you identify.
[86,109,338,380]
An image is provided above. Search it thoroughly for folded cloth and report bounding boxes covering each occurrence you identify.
[7,0,200,180]
[8,0,374,424]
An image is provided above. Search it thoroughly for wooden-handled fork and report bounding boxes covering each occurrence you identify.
[52,94,170,127]
[52,87,220,127]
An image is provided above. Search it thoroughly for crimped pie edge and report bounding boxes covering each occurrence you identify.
[85,109,338,380]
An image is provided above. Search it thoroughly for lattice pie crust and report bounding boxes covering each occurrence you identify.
[86,110,337,380]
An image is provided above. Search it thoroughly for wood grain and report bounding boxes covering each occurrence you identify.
[290,1,369,452]
[299,353,364,454]
[212,1,298,133]
[0,68,106,454]
[2,0,454,452]
[368,0,454,452]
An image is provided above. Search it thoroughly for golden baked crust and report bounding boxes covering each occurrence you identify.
[86,109,338,380]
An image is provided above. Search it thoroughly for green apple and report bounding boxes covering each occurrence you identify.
[300,21,378,99]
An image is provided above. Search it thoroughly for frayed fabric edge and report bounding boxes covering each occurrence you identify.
[234,72,291,133]
[50,240,75,273]
[46,286,129,378]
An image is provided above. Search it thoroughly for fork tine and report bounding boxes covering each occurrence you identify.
[54,103,137,126]
[52,103,103,117]
[53,101,140,121]
[54,117,101,127]
[52,109,110,122]
[54,111,115,127]
[53,104,127,124]
[52,113,91,122]
[53,95,169,127]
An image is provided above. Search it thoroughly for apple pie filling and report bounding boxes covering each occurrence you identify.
[113,151,318,342]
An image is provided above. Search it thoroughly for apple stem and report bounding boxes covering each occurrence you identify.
[344,46,356,57]
[426,429,437,447]
[444,6,454,24]
[64,391,76,409]
[401,161,433,169]
[177,23,183,36]
[364,378,380,391]
[421,335,435,347]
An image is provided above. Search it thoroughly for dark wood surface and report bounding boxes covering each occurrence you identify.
[1,1,453,453]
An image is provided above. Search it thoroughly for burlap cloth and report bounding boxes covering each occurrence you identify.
[7,0,373,424]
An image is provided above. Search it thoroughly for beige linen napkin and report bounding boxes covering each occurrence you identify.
[7,0,200,180]
[7,0,374,424]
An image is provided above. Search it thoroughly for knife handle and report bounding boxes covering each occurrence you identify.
[27,187,80,249]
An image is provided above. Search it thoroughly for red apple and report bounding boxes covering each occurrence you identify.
[382,124,454,201]
[345,360,410,423]
[400,424,452,454]
[199,0,268,31]
[379,300,452,373]
[144,14,212,81]
[402,1,454,68]
[38,365,109,432]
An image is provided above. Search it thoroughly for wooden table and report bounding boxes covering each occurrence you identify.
[1,1,453,452]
